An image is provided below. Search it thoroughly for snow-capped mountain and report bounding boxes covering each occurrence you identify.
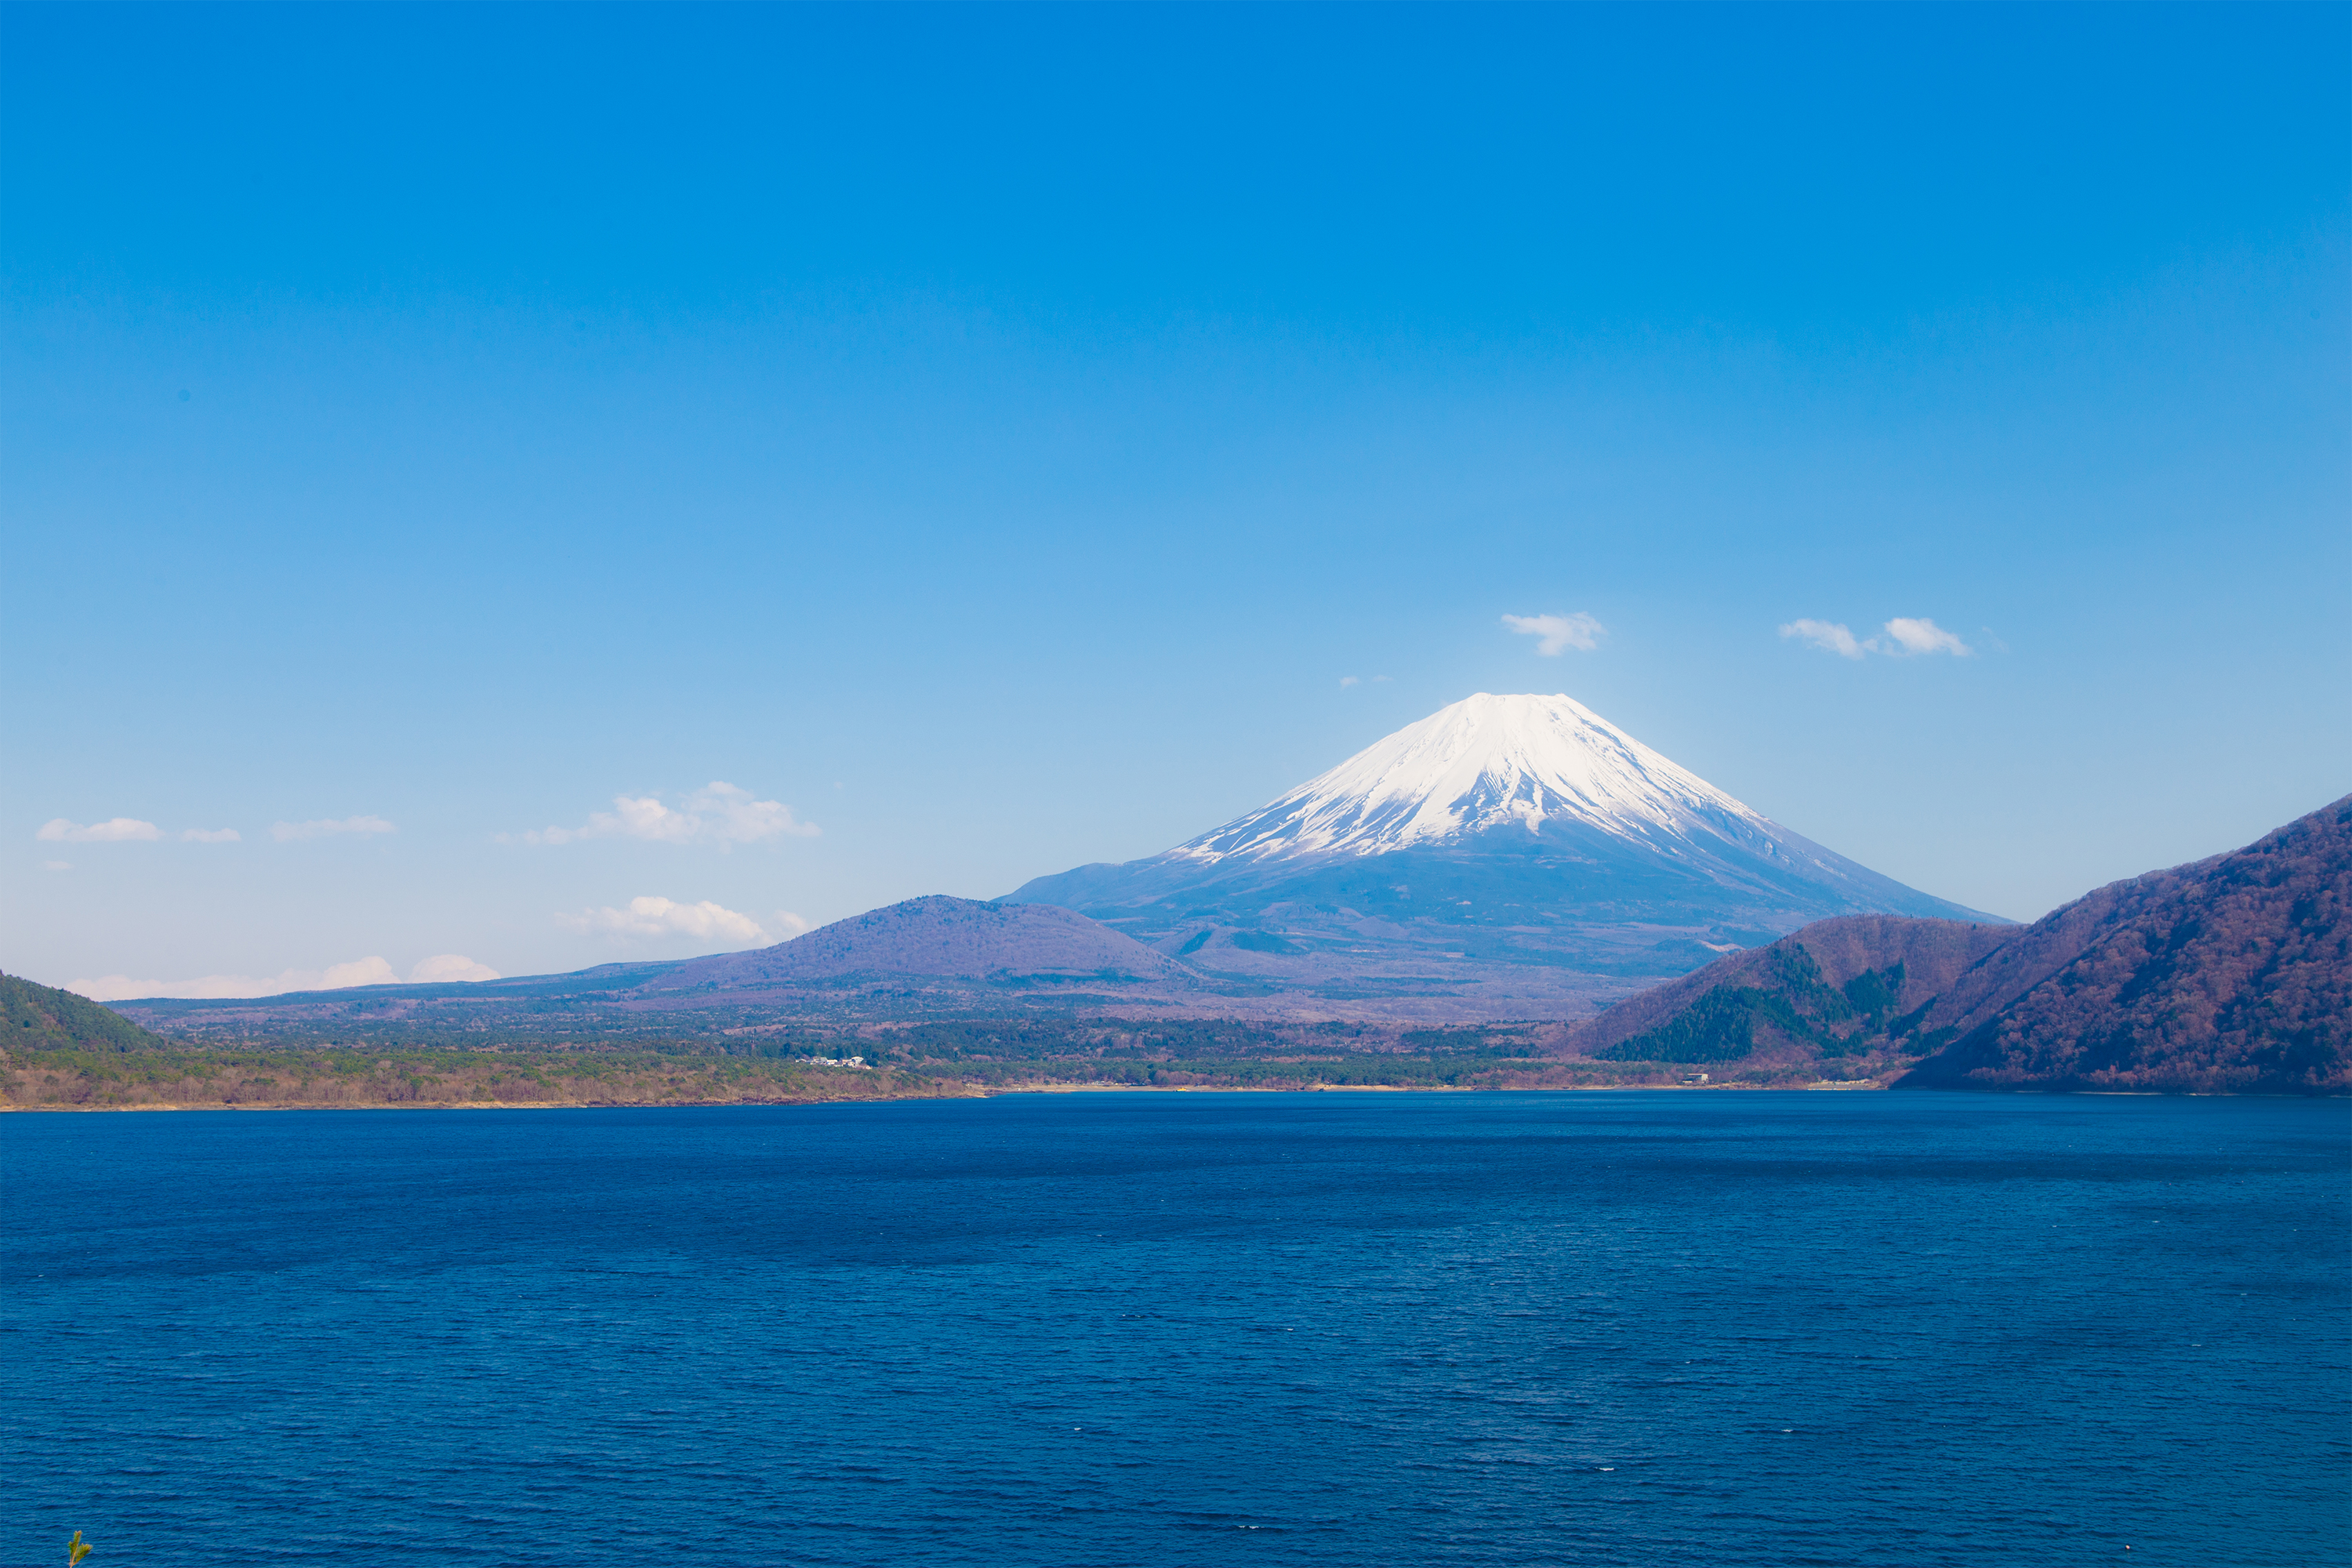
[1170,692,1778,866]
[1006,694,2001,993]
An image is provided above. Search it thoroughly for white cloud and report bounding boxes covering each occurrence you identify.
[1780,616,1975,659]
[771,910,811,938]
[516,782,818,848]
[42,860,70,872]
[272,815,396,843]
[37,817,162,843]
[67,975,191,1002]
[69,953,504,1001]
[1502,612,1606,655]
[558,895,770,946]
[68,956,399,1003]
[1779,619,1868,659]
[1339,676,1360,688]
[1879,617,1973,657]
[409,953,500,984]
[181,827,241,843]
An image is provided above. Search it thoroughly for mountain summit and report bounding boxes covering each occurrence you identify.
[1006,693,2000,1015]
[1176,691,1820,869]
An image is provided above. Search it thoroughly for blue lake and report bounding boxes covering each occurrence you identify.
[4,1091,2346,1566]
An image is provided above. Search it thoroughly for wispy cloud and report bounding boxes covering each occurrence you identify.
[1339,676,1360,688]
[1779,619,1869,659]
[1780,616,1975,659]
[514,782,817,848]
[1502,612,1606,655]
[558,895,770,946]
[42,860,70,872]
[272,815,396,843]
[37,817,162,843]
[68,953,497,1001]
[1879,617,1973,656]
[772,910,811,938]
[408,953,500,984]
[69,956,399,1002]
[34,817,241,844]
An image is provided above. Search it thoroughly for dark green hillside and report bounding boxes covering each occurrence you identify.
[4,971,172,1053]
[1597,946,1914,1065]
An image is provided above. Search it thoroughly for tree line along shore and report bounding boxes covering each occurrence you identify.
[1,1035,1857,1112]
[4,969,1904,1109]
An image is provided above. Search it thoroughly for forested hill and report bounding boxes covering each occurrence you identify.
[4,971,172,1054]
[1898,793,2348,1093]
[1559,795,2350,1094]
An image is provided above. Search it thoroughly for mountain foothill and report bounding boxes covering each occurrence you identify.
[5,970,174,1054]
[79,695,2350,1095]
[1569,794,2348,1092]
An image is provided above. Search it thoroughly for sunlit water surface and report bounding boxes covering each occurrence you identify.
[5,1091,2345,1566]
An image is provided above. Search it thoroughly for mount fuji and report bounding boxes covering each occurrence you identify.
[1006,693,2002,1014]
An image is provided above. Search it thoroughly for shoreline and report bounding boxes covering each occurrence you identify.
[2,1079,1890,1112]
[36,1080,2214,1113]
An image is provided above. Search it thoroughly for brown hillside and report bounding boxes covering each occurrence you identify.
[1558,796,2351,1094]
[1900,794,2350,1093]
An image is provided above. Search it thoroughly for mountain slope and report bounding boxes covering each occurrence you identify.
[1018,694,1991,927]
[104,901,1206,1038]
[641,895,1194,1001]
[4,970,173,1052]
[1560,916,2013,1064]
[1899,795,2350,1091]
[1557,796,2350,1092]
[1006,693,1998,1014]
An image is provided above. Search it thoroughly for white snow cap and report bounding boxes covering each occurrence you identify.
[1176,692,1768,863]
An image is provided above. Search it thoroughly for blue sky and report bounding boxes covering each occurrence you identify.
[5,3,2347,996]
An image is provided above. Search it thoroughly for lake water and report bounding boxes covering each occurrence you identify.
[3,1091,2345,1566]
